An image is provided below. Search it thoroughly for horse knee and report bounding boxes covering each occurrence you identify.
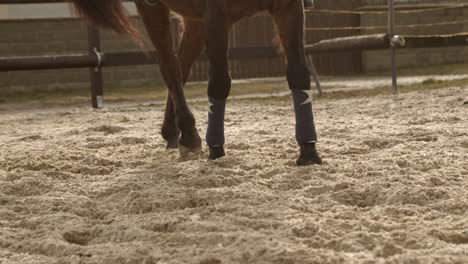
[161,120,179,149]
[208,71,232,100]
[287,63,310,90]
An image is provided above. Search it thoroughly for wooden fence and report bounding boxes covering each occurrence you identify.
[2,0,468,108]
[0,0,362,107]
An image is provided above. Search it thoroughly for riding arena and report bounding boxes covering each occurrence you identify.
[0,0,467,263]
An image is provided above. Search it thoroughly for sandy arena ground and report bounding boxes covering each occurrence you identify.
[0,86,467,264]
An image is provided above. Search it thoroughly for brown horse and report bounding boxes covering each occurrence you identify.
[70,0,322,166]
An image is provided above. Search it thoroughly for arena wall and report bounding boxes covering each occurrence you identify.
[360,6,468,72]
[0,16,288,94]
[1,4,467,94]
[0,0,360,94]
[0,17,167,95]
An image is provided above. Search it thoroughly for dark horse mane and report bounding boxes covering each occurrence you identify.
[68,0,142,45]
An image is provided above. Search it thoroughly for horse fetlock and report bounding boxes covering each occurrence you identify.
[208,146,225,160]
[178,127,202,158]
[165,137,179,149]
[161,124,178,138]
[296,142,322,166]
[161,124,179,149]
[178,126,202,149]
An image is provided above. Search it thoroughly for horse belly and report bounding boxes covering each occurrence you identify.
[226,0,272,22]
[161,0,205,20]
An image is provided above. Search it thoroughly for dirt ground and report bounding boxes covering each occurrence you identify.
[0,86,467,264]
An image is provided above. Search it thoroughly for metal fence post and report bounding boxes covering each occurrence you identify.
[389,0,398,94]
[88,25,104,109]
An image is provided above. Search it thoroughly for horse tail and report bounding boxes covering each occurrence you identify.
[69,0,143,47]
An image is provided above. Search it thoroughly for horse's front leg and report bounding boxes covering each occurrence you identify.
[135,1,201,154]
[204,3,232,160]
[271,2,322,166]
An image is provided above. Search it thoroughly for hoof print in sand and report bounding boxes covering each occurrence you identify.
[121,137,147,145]
[429,229,468,245]
[374,243,404,258]
[18,135,43,141]
[332,186,383,208]
[88,125,126,135]
[292,221,320,238]
[363,138,402,150]
[63,229,96,246]
[199,257,222,264]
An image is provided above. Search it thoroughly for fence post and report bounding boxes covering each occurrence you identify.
[88,25,104,109]
[388,0,398,94]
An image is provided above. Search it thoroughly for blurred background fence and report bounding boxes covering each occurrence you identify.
[1,0,468,94]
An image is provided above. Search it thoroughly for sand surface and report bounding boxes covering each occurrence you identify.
[0,86,467,264]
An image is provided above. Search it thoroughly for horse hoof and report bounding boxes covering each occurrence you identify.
[178,144,202,158]
[208,146,225,160]
[178,127,202,150]
[296,143,322,166]
[166,138,179,149]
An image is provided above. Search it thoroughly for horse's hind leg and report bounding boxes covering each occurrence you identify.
[177,20,206,84]
[204,5,232,160]
[271,1,322,166]
[161,95,178,149]
[162,20,206,149]
[135,1,202,153]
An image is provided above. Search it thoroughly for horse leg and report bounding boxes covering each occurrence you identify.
[204,3,232,160]
[271,2,322,166]
[178,20,206,85]
[162,19,206,149]
[161,95,178,149]
[135,1,202,153]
